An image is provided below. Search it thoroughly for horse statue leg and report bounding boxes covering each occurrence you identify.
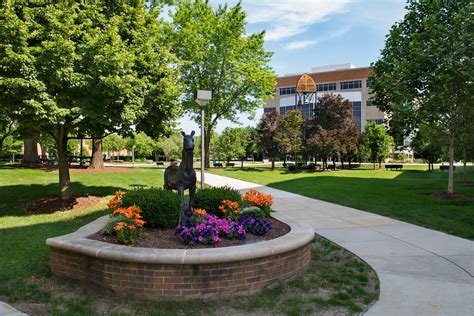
[178,184,185,224]
[189,184,196,209]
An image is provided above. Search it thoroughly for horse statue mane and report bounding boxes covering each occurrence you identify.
[164,131,197,221]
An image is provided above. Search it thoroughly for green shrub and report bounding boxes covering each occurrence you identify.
[121,187,180,228]
[240,206,265,218]
[194,186,241,216]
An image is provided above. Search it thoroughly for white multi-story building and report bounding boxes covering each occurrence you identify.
[264,64,385,131]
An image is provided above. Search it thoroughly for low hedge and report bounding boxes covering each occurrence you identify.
[121,187,180,228]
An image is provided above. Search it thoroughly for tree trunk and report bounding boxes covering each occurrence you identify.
[447,136,455,194]
[22,138,40,163]
[463,146,467,183]
[56,125,72,201]
[271,158,275,170]
[90,138,104,169]
[39,142,48,160]
[204,129,212,169]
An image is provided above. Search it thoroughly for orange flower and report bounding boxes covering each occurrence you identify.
[107,191,123,208]
[134,219,145,227]
[242,190,273,208]
[219,200,240,214]
[193,208,207,216]
[114,222,127,232]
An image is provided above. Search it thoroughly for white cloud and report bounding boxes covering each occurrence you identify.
[241,0,354,41]
[284,40,319,50]
[283,26,349,50]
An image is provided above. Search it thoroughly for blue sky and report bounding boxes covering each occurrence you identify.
[178,0,407,134]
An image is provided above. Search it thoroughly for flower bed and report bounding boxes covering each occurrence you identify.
[46,212,313,297]
[89,216,289,249]
[100,187,278,248]
[46,186,314,297]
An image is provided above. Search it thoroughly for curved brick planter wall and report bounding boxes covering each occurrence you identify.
[46,213,314,297]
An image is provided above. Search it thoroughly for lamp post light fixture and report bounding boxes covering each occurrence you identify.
[195,89,212,189]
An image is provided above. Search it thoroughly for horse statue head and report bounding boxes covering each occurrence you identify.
[181,131,195,152]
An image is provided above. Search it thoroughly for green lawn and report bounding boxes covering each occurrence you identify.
[0,167,164,303]
[0,166,378,315]
[210,164,474,240]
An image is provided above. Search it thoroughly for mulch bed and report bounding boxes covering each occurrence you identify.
[89,217,290,249]
[25,195,105,214]
[431,192,472,201]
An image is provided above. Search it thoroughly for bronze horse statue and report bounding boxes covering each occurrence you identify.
[164,131,196,220]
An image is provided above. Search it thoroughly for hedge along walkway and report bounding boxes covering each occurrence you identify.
[199,172,474,316]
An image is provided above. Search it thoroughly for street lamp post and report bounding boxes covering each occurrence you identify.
[132,145,136,168]
[195,90,212,189]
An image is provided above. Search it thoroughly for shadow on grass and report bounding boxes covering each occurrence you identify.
[0,182,124,217]
[265,174,474,240]
[211,167,267,173]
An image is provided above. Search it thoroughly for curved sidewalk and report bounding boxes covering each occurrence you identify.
[200,172,474,316]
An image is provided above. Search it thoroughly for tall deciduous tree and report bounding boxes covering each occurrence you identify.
[0,2,181,200]
[160,133,181,162]
[275,110,303,164]
[217,127,248,165]
[411,126,442,171]
[257,112,282,170]
[169,0,275,168]
[103,134,125,161]
[364,122,394,169]
[338,122,364,169]
[370,0,473,193]
[125,132,156,159]
[306,94,360,170]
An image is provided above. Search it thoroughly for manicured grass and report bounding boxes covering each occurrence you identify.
[0,167,164,305]
[210,164,474,239]
[0,166,378,315]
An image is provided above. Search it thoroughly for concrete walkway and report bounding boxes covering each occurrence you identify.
[200,172,474,316]
[0,301,26,316]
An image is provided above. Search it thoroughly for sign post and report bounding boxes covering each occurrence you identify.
[195,90,212,189]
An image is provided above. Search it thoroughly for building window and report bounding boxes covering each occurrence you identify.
[279,87,296,95]
[316,83,336,92]
[341,80,362,90]
[263,107,276,113]
[367,101,376,107]
[368,119,384,125]
[280,105,296,115]
[297,103,314,118]
[351,101,362,130]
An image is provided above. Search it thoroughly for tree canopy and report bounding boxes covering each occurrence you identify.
[364,122,394,169]
[256,111,282,170]
[275,110,303,163]
[169,0,275,167]
[0,1,181,199]
[370,0,473,192]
